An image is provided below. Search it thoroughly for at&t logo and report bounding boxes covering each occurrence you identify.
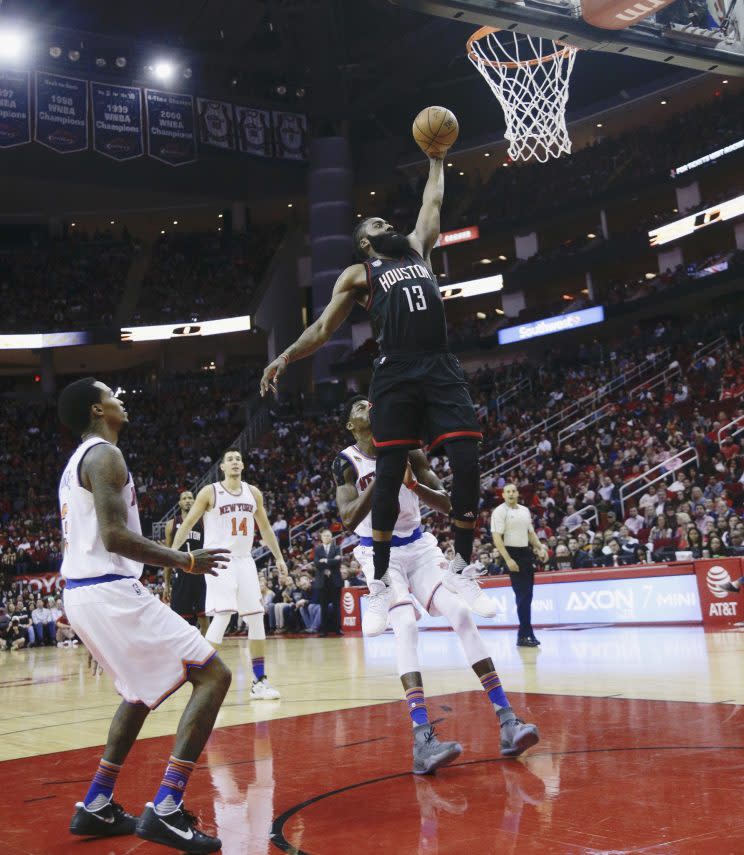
[342,591,355,615]
[706,565,732,599]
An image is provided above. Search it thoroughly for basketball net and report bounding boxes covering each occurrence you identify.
[467,27,578,164]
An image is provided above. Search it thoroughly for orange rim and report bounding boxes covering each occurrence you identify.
[466,25,576,70]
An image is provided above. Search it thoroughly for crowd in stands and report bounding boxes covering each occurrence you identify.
[0,589,78,651]
[130,226,284,324]
[0,238,133,332]
[0,366,257,577]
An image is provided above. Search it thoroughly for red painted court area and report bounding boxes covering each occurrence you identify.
[3,692,744,855]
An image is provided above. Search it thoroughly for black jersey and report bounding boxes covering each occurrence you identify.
[364,250,448,356]
[173,513,204,553]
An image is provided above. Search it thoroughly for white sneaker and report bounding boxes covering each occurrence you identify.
[443,563,498,617]
[250,677,281,700]
[363,576,393,636]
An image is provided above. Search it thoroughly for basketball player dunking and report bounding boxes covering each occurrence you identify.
[164,491,209,635]
[261,153,493,635]
[335,397,539,772]
[58,378,230,853]
[172,449,285,700]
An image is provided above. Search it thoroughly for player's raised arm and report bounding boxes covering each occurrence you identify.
[249,485,288,573]
[171,485,213,551]
[260,263,367,396]
[85,444,227,575]
[407,450,452,515]
[334,455,374,531]
[410,156,445,261]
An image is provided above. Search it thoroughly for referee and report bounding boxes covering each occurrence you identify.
[491,484,548,647]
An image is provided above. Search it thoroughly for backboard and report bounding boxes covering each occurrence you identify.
[392,0,744,74]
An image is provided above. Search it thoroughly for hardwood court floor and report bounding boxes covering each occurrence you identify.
[2,625,744,854]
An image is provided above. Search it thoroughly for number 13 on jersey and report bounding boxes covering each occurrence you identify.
[403,285,427,312]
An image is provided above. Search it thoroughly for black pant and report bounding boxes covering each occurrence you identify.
[508,547,535,638]
[317,584,341,633]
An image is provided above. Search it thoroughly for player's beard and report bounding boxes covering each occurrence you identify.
[367,230,410,258]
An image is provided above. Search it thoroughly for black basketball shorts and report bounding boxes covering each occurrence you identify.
[368,352,482,451]
[170,570,207,618]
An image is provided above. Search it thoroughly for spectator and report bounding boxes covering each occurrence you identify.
[31,597,55,646]
[624,506,645,536]
[312,530,343,637]
[567,536,592,569]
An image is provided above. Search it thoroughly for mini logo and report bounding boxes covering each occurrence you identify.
[157,816,194,841]
[706,565,732,599]
[132,583,141,596]
[342,591,355,615]
[372,259,382,267]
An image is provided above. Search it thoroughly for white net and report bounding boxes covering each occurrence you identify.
[467,28,578,163]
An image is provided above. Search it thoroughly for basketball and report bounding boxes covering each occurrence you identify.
[412,106,459,157]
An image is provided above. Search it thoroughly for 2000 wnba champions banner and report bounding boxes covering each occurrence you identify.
[145,89,196,166]
[91,82,143,160]
[197,98,235,150]
[235,106,273,157]
[35,72,88,153]
[0,70,31,148]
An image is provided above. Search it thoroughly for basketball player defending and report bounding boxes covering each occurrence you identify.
[172,449,284,700]
[335,397,539,772]
[261,154,493,634]
[58,378,231,854]
[164,490,209,635]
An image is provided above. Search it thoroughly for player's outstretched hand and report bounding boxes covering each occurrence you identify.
[188,548,231,576]
[260,355,288,397]
[276,557,288,575]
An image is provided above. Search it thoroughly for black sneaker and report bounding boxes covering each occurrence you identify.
[69,800,137,837]
[718,581,741,593]
[136,801,222,853]
[517,636,540,647]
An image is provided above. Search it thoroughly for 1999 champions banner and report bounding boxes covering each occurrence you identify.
[145,89,196,166]
[35,72,88,153]
[92,82,143,161]
[0,70,31,149]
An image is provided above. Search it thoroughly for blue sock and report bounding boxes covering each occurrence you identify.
[253,656,265,681]
[406,687,429,726]
[83,758,121,810]
[479,670,510,710]
[153,756,195,815]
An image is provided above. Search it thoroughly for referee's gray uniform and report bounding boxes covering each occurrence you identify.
[491,503,537,640]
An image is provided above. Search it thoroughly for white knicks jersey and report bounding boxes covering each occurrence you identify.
[203,481,257,558]
[339,444,421,539]
[59,436,143,580]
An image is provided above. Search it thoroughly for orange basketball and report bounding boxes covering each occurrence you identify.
[412,106,459,157]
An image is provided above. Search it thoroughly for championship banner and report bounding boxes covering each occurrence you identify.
[0,69,31,149]
[272,110,308,160]
[35,72,88,153]
[235,105,273,157]
[197,98,235,150]
[145,89,197,166]
[91,82,143,161]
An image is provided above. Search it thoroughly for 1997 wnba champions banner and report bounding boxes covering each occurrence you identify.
[145,89,197,166]
[0,70,31,149]
[91,82,143,160]
[35,72,89,153]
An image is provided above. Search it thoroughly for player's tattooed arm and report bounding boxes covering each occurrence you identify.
[410,157,444,262]
[334,455,373,531]
[407,450,452,515]
[83,444,228,574]
[249,484,288,574]
[260,264,367,396]
[171,485,213,551]
[163,518,175,594]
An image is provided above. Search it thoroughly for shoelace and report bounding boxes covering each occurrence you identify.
[501,716,524,729]
[179,805,200,830]
[423,726,439,744]
[108,801,131,818]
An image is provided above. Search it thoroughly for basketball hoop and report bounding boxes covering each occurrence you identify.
[466,26,578,163]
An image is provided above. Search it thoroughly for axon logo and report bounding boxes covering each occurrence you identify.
[706,566,731,599]
[342,591,355,615]
[567,590,634,611]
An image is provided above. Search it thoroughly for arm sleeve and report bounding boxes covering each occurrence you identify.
[332,454,353,488]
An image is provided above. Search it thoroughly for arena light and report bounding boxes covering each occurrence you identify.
[120,314,251,343]
[498,306,605,345]
[440,273,503,301]
[151,61,175,82]
[0,331,90,350]
[434,226,480,248]
[0,27,29,62]
[649,193,744,247]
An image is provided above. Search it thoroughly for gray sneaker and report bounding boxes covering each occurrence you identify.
[500,714,540,758]
[412,724,462,775]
